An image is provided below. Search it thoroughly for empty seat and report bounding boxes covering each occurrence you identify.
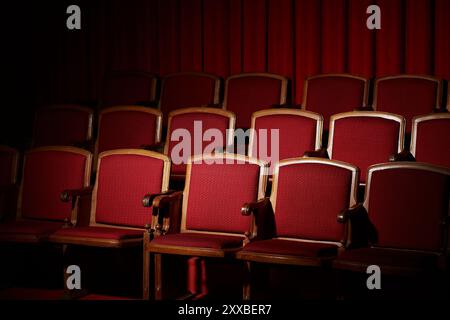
[224,73,288,129]
[236,158,359,299]
[100,71,157,108]
[327,112,405,183]
[373,75,442,132]
[159,72,221,117]
[0,147,92,242]
[410,114,450,168]
[32,105,93,147]
[302,74,368,130]
[333,162,450,276]
[164,108,235,178]
[142,154,269,299]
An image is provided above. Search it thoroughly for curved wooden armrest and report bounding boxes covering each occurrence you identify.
[303,149,329,159]
[241,198,271,217]
[142,190,177,209]
[337,203,367,223]
[60,187,93,203]
[389,150,416,162]
[152,191,183,208]
[242,198,274,243]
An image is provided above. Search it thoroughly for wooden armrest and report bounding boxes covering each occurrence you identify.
[144,191,183,236]
[152,191,183,209]
[142,190,177,208]
[389,150,416,162]
[60,187,93,203]
[338,204,376,249]
[303,149,329,158]
[242,198,275,243]
[241,198,271,217]
[337,204,367,223]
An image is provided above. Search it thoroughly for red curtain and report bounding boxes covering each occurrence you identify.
[32,0,450,106]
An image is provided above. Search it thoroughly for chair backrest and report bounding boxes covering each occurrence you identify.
[0,145,19,187]
[302,74,368,130]
[364,162,450,252]
[373,75,441,132]
[328,112,405,183]
[411,114,450,168]
[96,106,162,155]
[18,147,92,222]
[159,72,221,116]
[224,73,288,129]
[101,71,157,108]
[33,105,93,147]
[182,154,268,235]
[249,109,323,172]
[165,108,235,176]
[271,158,358,243]
[91,150,170,229]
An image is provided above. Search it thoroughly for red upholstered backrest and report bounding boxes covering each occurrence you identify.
[366,165,449,251]
[98,108,159,154]
[0,147,17,187]
[226,75,285,128]
[160,74,218,115]
[102,73,155,108]
[33,106,92,147]
[413,116,450,168]
[185,158,263,234]
[375,77,439,132]
[330,114,402,183]
[251,113,320,169]
[94,152,166,228]
[167,111,232,175]
[273,161,355,241]
[20,149,89,221]
[305,76,366,130]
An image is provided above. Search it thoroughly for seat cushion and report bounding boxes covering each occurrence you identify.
[150,233,244,249]
[0,220,63,237]
[51,226,143,240]
[240,239,338,258]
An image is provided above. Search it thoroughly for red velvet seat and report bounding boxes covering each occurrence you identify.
[302,74,368,130]
[373,75,442,132]
[236,158,359,299]
[333,162,450,276]
[164,108,235,177]
[410,114,450,168]
[100,71,157,108]
[224,73,288,128]
[143,154,269,299]
[32,105,93,147]
[0,147,92,243]
[327,111,405,183]
[159,72,220,117]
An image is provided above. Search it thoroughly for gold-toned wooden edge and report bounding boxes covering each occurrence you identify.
[0,145,19,185]
[410,113,450,157]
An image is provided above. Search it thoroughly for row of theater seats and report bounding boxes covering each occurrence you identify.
[0,148,448,299]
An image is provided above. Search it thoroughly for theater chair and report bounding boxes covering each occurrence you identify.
[302,74,369,131]
[409,114,450,169]
[333,163,450,295]
[100,71,158,108]
[373,75,442,132]
[142,154,268,299]
[159,72,221,118]
[223,73,288,129]
[0,146,19,222]
[0,147,92,243]
[164,108,235,182]
[32,105,93,148]
[236,158,359,299]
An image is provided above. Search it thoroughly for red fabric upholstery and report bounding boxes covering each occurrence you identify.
[226,75,283,128]
[0,147,16,187]
[168,112,230,175]
[0,220,63,236]
[367,167,449,251]
[95,154,164,228]
[414,117,450,168]
[51,226,143,240]
[185,160,261,234]
[151,233,244,249]
[252,113,318,168]
[98,110,158,153]
[241,239,338,257]
[274,163,352,241]
[102,73,155,107]
[160,74,218,115]
[375,77,439,132]
[331,116,401,182]
[33,106,91,147]
[21,150,88,221]
[305,76,366,130]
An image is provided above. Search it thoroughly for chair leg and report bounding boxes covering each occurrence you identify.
[154,253,163,300]
[143,249,150,300]
[243,261,252,300]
